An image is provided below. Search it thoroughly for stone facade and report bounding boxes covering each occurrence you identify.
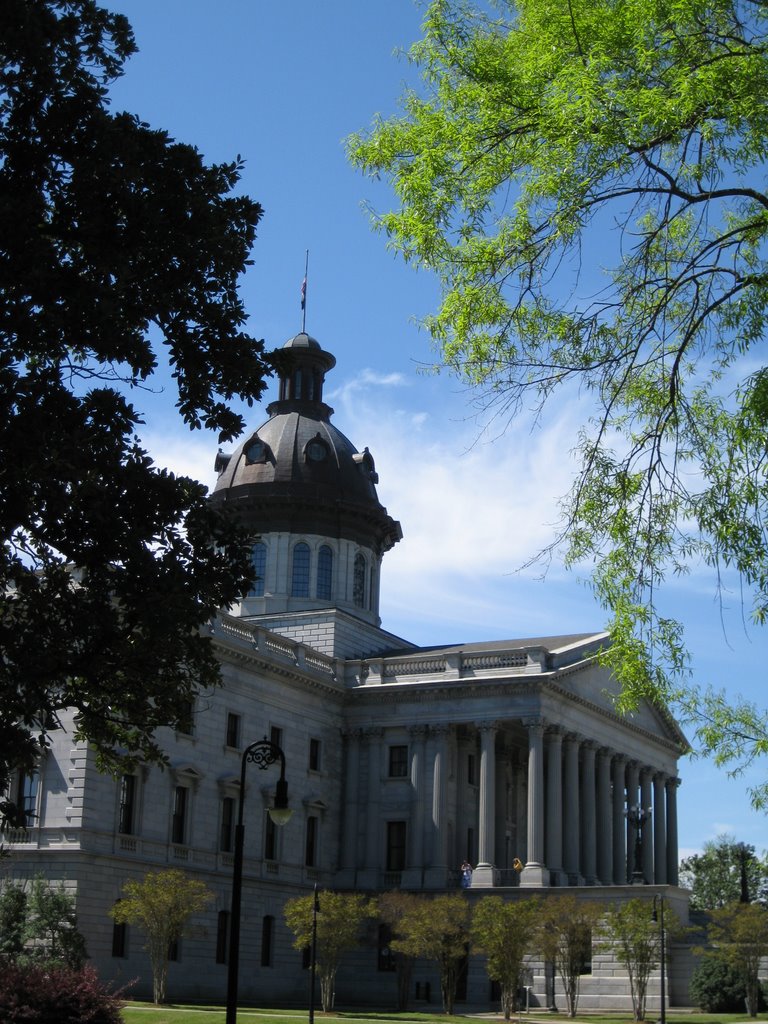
[3,331,694,1010]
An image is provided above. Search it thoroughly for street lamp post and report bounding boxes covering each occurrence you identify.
[226,737,292,1024]
[652,895,666,1024]
[309,883,320,1024]
[625,805,650,883]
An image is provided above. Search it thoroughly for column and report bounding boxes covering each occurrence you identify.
[424,725,450,888]
[581,742,597,884]
[337,728,361,885]
[596,747,613,885]
[357,727,383,889]
[563,733,582,884]
[653,772,667,885]
[521,718,549,887]
[474,722,499,886]
[612,755,627,884]
[641,768,654,884]
[666,777,680,885]
[546,729,565,885]
[403,725,428,888]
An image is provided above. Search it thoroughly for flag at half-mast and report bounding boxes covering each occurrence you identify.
[300,275,307,311]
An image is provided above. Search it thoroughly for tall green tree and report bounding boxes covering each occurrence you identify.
[680,835,768,910]
[284,890,376,1012]
[537,895,603,1018]
[111,869,212,1004]
[390,892,471,1015]
[472,895,539,1020]
[0,0,269,806]
[349,0,768,806]
[703,902,768,1017]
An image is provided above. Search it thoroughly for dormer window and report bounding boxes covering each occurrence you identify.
[244,437,268,464]
[305,435,328,463]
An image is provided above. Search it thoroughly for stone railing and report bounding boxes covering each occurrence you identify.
[210,615,339,683]
[348,646,547,686]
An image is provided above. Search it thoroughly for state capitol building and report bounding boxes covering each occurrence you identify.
[4,329,694,1009]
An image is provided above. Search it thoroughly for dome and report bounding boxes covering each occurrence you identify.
[211,334,402,555]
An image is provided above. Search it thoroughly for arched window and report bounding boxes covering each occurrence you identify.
[353,553,367,608]
[317,545,333,601]
[250,542,266,597]
[291,542,310,598]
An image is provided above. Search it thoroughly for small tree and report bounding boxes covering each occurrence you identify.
[603,898,661,1022]
[0,878,87,968]
[537,895,603,1017]
[705,902,768,1017]
[284,890,375,1012]
[391,893,471,1014]
[111,869,212,1004]
[0,884,26,960]
[24,877,88,968]
[472,895,540,1020]
[378,890,422,1011]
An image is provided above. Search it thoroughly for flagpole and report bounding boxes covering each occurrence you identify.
[301,249,309,334]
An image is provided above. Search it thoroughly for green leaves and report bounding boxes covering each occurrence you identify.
[350,0,768,802]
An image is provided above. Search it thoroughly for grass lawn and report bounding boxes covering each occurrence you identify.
[119,1008,768,1024]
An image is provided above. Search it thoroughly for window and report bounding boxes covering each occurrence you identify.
[261,915,274,967]
[467,753,477,786]
[171,786,188,845]
[176,699,194,736]
[316,544,333,601]
[167,938,179,962]
[305,815,318,867]
[386,821,407,872]
[225,712,240,749]
[388,745,408,778]
[244,437,267,464]
[264,812,277,861]
[308,737,321,772]
[118,774,136,835]
[112,902,127,958]
[220,796,235,853]
[250,542,267,597]
[16,770,39,826]
[353,553,367,608]
[291,543,310,598]
[216,910,229,964]
[270,725,283,749]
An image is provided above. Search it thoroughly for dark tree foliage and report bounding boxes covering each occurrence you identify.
[0,0,269,808]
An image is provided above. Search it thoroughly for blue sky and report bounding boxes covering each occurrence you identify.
[106,0,766,857]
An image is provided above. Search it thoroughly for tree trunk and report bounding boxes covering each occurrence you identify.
[320,967,336,1012]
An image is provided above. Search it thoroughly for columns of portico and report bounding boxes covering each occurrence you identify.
[666,777,680,885]
[653,772,668,885]
[641,768,654,885]
[424,725,451,888]
[581,742,598,884]
[596,748,613,885]
[521,718,549,887]
[546,729,565,885]
[474,722,499,886]
[562,733,582,885]
[612,755,627,884]
[402,725,429,888]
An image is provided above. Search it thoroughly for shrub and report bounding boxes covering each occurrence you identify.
[689,958,759,1012]
[0,961,125,1023]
